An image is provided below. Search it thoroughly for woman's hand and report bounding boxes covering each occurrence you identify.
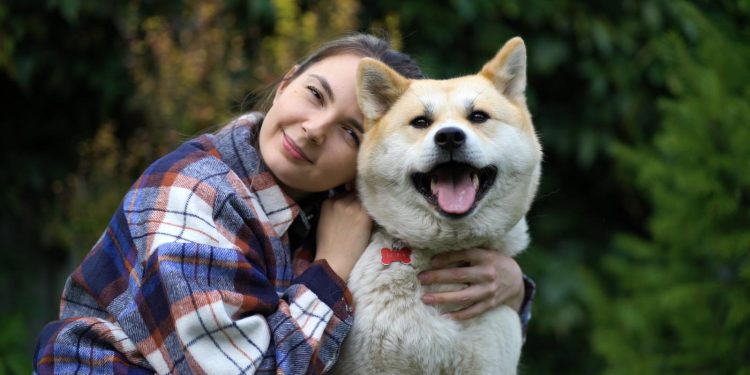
[314,191,373,281]
[418,248,525,320]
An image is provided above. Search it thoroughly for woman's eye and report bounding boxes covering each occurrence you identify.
[344,127,361,146]
[409,116,432,129]
[468,110,489,124]
[307,86,324,104]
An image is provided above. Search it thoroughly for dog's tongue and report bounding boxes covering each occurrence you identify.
[433,169,477,214]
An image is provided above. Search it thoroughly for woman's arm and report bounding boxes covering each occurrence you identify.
[313,190,373,282]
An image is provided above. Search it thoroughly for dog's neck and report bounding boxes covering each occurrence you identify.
[372,229,475,271]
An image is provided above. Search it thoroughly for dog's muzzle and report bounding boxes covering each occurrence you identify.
[411,162,497,218]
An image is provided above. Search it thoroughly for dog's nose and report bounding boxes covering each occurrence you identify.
[434,127,466,151]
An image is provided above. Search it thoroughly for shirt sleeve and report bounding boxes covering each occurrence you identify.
[518,274,536,341]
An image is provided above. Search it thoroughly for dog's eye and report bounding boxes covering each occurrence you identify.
[468,111,489,124]
[410,116,432,129]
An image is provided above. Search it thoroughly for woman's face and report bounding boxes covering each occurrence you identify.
[260,54,365,199]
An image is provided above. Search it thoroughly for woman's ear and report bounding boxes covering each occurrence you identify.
[273,64,301,102]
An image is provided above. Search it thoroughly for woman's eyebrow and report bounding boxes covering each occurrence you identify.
[310,74,334,102]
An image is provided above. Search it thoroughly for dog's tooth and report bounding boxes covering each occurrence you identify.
[472,173,479,188]
[430,175,437,193]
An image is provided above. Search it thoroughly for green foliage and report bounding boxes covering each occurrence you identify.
[1,0,134,366]
[46,123,134,259]
[592,2,750,374]
[0,314,31,375]
[254,0,368,95]
[0,314,29,375]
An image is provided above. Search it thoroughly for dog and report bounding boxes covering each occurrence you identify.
[330,37,541,375]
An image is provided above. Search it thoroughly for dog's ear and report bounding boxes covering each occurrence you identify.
[357,58,410,123]
[480,37,527,103]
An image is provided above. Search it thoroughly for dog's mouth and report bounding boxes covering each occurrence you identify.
[411,162,498,218]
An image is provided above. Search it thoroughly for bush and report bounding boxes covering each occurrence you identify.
[593,3,750,374]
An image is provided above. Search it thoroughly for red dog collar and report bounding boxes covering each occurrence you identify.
[381,247,412,265]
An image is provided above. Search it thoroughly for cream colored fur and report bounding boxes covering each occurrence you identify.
[330,37,541,375]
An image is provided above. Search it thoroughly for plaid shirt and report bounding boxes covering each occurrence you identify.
[34,113,353,375]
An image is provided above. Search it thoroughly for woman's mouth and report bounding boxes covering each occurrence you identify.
[282,131,313,163]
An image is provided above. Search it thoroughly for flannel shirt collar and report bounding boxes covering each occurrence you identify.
[215,113,301,236]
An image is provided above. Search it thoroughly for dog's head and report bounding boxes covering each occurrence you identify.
[356,37,541,255]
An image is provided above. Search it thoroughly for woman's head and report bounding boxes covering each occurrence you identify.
[258,33,423,199]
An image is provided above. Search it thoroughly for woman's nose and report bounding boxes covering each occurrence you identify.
[302,117,332,144]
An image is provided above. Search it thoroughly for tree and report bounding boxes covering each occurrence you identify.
[592,2,750,373]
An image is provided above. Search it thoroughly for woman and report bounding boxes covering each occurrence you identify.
[34,33,533,374]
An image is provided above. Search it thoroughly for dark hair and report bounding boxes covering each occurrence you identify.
[253,33,424,112]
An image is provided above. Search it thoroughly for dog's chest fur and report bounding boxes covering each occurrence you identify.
[330,231,522,375]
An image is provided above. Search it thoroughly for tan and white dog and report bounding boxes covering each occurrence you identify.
[331,37,541,375]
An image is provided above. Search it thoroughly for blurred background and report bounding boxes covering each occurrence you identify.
[1,0,748,373]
